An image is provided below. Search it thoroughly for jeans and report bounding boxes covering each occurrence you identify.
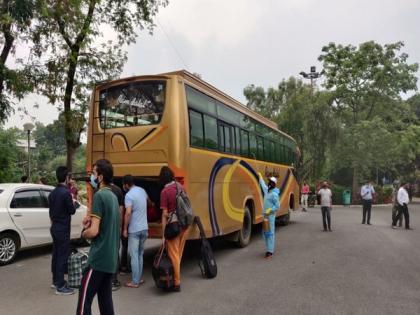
[262,214,276,253]
[50,226,70,288]
[321,207,331,230]
[76,267,114,315]
[128,230,148,285]
[362,199,372,223]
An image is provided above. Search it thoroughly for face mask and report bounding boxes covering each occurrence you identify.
[90,174,99,189]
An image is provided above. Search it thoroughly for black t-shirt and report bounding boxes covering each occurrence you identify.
[109,183,124,207]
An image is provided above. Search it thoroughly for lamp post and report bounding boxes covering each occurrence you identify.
[23,122,35,180]
[299,66,324,92]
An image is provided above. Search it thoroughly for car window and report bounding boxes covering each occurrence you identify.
[41,190,52,207]
[10,190,46,208]
[0,189,3,194]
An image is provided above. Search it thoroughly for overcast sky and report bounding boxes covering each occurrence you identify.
[6,0,420,129]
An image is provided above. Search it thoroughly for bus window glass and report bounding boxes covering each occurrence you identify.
[257,136,264,160]
[240,129,249,157]
[225,126,232,153]
[217,102,242,126]
[99,81,165,128]
[218,124,225,151]
[235,127,241,155]
[249,133,257,158]
[189,110,204,147]
[203,115,218,150]
[186,85,217,115]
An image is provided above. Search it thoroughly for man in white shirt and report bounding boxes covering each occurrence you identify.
[360,181,375,225]
[392,183,411,230]
[317,181,333,232]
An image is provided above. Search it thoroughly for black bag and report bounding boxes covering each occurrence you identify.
[164,212,181,239]
[175,183,194,227]
[195,216,217,279]
[152,243,174,290]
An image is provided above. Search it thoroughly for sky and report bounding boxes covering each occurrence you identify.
[5,0,420,129]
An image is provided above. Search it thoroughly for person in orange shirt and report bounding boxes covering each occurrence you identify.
[301,181,310,212]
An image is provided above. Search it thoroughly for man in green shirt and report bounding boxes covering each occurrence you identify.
[76,159,120,315]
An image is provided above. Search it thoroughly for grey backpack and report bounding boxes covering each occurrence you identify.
[175,182,194,227]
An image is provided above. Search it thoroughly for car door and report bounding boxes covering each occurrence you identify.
[8,189,51,246]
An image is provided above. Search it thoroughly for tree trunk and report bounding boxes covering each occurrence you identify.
[352,166,359,204]
[0,3,14,96]
[66,141,76,173]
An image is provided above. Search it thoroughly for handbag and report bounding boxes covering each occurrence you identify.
[152,242,175,290]
[164,212,181,239]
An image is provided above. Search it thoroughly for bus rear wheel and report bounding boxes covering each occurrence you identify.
[276,212,290,226]
[236,205,252,248]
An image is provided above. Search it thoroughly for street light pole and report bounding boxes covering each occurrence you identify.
[23,122,35,181]
[299,66,324,93]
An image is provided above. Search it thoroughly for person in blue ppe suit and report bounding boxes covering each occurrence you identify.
[259,174,280,259]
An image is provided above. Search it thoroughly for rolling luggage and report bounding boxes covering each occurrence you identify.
[194,216,217,279]
[67,249,88,288]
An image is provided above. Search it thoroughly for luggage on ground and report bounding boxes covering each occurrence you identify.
[67,249,88,288]
[152,242,174,290]
[194,216,217,279]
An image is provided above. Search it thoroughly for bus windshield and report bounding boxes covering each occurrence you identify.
[99,81,166,129]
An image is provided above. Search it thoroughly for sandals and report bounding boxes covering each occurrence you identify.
[124,279,145,288]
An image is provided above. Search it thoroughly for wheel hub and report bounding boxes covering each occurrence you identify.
[0,237,16,263]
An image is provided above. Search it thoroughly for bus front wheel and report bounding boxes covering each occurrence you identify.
[237,205,252,248]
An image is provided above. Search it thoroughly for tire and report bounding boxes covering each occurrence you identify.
[236,205,252,248]
[0,233,19,266]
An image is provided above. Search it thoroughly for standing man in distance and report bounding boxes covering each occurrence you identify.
[77,159,120,315]
[49,166,76,295]
[318,181,333,232]
[392,182,412,230]
[301,181,310,212]
[122,174,151,288]
[361,181,375,225]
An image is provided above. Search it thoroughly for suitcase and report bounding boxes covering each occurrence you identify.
[67,249,88,288]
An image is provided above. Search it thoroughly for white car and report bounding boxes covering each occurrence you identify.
[0,183,86,265]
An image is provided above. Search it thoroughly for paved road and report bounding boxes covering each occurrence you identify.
[1,202,420,315]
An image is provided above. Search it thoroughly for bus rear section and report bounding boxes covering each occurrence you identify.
[86,75,189,238]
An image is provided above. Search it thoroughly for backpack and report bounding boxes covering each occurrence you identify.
[152,243,175,290]
[175,182,194,227]
[195,216,217,279]
[67,249,88,288]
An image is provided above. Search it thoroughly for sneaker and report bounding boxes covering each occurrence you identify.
[265,252,273,259]
[50,284,56,289]
[112,280,121,291]
[55,285,75,295]
[392,225,397,229]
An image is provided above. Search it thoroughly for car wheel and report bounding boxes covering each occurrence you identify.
[236,205,252,248]
[0,233,19,266]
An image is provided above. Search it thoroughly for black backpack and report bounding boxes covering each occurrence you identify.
[152,243,174,290]
[195,216,217,279]
[175,183,194,227]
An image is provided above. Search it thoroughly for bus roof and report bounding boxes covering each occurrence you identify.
[96,70,297,145]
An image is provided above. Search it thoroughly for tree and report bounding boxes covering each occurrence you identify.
[0,0,39,123]
[244,77,338,182]
[0,127,20,182]
[32,0,168,171]
[318,41,418,198]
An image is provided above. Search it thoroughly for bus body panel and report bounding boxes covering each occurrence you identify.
[86,71,299,241]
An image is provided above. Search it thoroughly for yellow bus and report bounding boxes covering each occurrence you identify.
[86,70,299,246]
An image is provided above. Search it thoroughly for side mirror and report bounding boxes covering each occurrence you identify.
[74,200,81,209]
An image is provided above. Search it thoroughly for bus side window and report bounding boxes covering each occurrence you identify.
[240,129,249,157]
[189,109,204,148]
[203,114,218,150]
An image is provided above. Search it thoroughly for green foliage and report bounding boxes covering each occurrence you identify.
[0,127,21,182]
[25,0,168,171]
[0,0,40,123]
